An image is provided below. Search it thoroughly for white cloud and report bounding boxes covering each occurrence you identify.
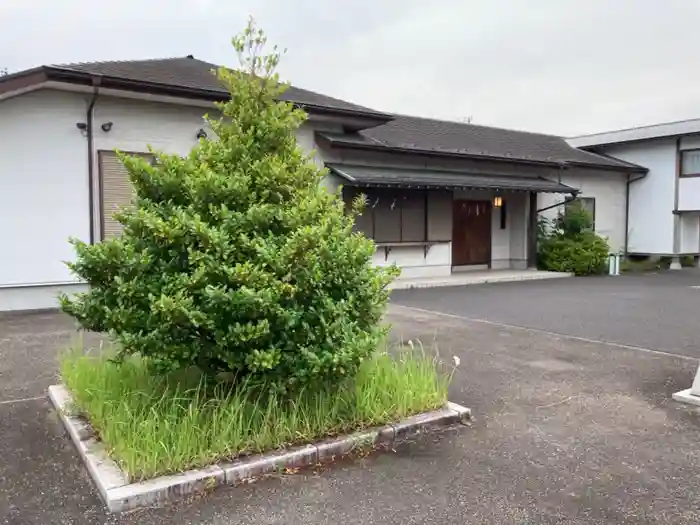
[2,0,700,135]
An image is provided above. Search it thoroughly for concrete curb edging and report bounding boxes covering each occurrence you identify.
[672,388,700,407]
[49,384,471,513]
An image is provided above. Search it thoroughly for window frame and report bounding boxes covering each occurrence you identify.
[564,197,596,229]
[346,187,429,244]
[681,148,700,178]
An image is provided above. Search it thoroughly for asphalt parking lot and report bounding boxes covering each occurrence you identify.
[392,270,700,359]
[2,271,700,524]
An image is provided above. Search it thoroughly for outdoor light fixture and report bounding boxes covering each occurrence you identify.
[196,128,208,139]
[101,122,113,132]
[493,196,503,207]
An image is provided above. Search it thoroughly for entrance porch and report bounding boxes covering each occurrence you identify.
[388,268,572,290]
[331,164,577,283]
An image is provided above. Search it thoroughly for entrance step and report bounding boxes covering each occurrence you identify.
[389,270,572,290]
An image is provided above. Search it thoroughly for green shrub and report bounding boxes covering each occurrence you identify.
[538,201,610,276]
[539,232,610,275]
[60,20,399,392]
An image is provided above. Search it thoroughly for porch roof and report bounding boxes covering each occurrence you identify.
[326,164,578,194]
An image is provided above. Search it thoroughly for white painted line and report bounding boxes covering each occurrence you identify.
[392,303,699,362]
[0,395,46,406]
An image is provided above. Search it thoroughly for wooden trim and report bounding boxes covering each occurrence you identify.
[678,146,700,177]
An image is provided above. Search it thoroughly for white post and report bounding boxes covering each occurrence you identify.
[608,253,621,276]
[673,365,700,406]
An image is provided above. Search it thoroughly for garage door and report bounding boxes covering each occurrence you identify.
[99,151,152,239]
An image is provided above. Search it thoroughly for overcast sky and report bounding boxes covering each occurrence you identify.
[2,0,699,136]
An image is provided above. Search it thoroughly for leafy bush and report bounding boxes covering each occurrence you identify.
[539,232,610,275]
[60,20,399,392]
[538,201,610,276]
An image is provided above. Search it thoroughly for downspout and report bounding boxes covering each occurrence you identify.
[536,162,576,213]
[86,75,102,244]
[536,193,577,214]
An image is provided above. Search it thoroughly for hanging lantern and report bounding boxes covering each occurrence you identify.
[493,196,503,207]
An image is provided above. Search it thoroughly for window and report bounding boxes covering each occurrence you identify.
[681,149,700,177]
[344,188,427,242]
[565,197,595,228]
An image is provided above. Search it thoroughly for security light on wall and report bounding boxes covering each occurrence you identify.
[101,122,113,132]
[196,128,208,139]
[493,196,503,207]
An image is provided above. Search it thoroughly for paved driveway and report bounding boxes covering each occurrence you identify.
[392,270,700,359]
[3,273,700,524]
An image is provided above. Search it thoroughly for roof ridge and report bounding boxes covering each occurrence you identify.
[571,116,700,139]
[390,112,563,139]
[566,147,646,169]
[53,56,191,69]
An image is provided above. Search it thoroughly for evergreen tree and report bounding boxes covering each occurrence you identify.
[61,19,398,391]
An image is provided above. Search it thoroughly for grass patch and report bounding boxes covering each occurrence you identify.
[60,343,453,481]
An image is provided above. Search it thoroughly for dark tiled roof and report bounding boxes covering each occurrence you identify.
[4,56,647,172]
[52,57,389,117]
[352,115,645,171]
[327,164,578,193]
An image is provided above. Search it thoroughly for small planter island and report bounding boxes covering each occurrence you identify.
[50,20,470,512]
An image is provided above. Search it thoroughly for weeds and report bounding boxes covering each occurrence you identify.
[60,341,452,480]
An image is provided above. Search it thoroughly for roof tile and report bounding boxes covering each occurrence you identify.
[54,57,387,116]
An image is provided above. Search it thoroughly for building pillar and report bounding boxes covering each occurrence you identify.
[671,214,682,270]
[526,192,538,269]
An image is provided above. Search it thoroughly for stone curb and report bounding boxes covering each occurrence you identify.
[49,384,471,513]
[672,388,700,407]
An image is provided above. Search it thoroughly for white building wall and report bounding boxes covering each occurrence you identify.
[680,136,700,150]
[372,243,452,279]
[601,139,676,254]
[680,213,700,254]
[678,178,700,211]
[508,193,529,269]
[0,89,90,292]
[538,168,628,252]
[0,90,339,311]
[296,119,345,193]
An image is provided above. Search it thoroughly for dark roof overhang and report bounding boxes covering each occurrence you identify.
[317,132,649,174]
[0,66,393,129]
[327,164,579,194]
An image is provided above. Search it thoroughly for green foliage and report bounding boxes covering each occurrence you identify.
[538,232,610,275]
[538,201,610,276]
[60,343,451,480]
[554,200,593,236]
[60,19,398,391]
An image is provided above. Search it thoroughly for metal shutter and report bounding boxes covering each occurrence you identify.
[99,151,151,239]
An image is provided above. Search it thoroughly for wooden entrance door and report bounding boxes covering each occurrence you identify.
[452,200,492,266]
